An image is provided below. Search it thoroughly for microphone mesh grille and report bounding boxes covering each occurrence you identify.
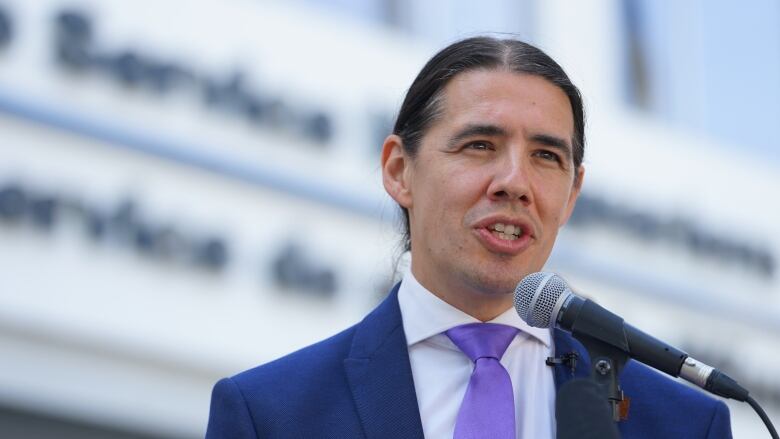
[532,275,568,327]
[514,272,570,328]
[514,272,547,322]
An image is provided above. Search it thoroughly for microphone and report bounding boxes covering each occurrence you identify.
[513,272,749,402]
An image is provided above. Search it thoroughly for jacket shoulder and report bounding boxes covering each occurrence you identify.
[619,361,732,438]
[232,324,359,410]
[207,325,364,439]
[206,287,407,438]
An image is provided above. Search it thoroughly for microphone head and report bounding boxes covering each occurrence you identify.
[514,272,572,328]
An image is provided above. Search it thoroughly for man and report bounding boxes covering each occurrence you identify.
[206,37,732,438]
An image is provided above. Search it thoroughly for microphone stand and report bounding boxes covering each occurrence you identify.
[574,334,629,422]
[565,299,633,422]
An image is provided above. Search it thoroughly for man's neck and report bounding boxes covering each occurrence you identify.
[410,269,514,322]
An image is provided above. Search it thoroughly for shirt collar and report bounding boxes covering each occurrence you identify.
[397,267,551,348]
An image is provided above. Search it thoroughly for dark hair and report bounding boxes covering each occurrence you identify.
[392,36,585,252]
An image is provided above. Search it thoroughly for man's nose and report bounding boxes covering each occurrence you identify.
[487,152,532,205]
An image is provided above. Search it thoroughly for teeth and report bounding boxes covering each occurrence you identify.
[495,232,518,241]
[491,222,521,236]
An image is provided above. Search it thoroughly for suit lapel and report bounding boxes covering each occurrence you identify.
[552,328,592,390]
[343,284,425,439]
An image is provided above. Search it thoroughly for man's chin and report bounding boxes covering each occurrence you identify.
[460,271,520,298]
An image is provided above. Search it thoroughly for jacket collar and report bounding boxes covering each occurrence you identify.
[343,284,425,439]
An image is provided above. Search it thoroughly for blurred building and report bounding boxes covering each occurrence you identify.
[0,1,777,438]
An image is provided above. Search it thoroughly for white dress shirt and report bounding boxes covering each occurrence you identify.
[397,269,556,439]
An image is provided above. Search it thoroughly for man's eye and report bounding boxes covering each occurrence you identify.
[536,150,561,162]
[465,141,492,151]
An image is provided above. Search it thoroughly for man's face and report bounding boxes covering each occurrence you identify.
[384,69,583,309]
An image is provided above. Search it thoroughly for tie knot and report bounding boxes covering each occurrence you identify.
[446,323,519,362]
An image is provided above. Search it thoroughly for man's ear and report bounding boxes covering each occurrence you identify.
[381,134,413,209]
[560,165,585,227]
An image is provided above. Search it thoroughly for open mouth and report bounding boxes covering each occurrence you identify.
[487,222,524,241]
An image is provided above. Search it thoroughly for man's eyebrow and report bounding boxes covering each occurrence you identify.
[446,124,508,149]
[531,133,573,158]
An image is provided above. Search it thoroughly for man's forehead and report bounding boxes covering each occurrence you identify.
[435,70,575,144]
[444,70,571,117]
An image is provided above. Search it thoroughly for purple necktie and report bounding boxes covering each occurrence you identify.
[446,323,519,439]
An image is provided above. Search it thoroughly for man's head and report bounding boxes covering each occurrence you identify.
[381,37,585,318]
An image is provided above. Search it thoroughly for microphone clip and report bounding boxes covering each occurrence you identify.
[546,351,579,373]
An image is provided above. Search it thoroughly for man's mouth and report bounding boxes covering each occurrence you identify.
[487,222,524,241]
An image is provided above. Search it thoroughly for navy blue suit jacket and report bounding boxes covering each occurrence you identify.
[206,285,732,438]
